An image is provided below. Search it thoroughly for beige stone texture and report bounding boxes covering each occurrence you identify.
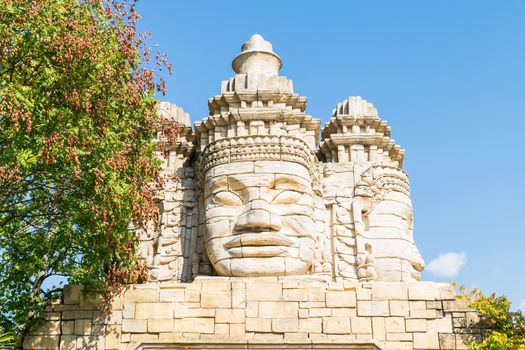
[326,291,356,307]
[201,291,231,308]
[135,302,173,319]
[258,301,298,318]
[406,318,427,332]
[371,283,408,300]
[386,332,412,341]
[122,303,135,319]
[215,308,245,323]
[439,333,457,349]
[308,307,332,317]
[385,317,405,333]
[246,281,283,301]
[32,320,61,335]
[389,300,410,317]
[159,289,185,302]
[408,283,438,300]
[413,332,440,349]
[173,318,215,333]
[121,319,147,333]
[357,300,390,316]
[299,318,322,333]
[74,319,92,335]
[322,317,351,334]
[245,318,271,332]
[23,335,59,349]
[351,316,372,334]
[61,320,75,335]
[229,323,246,337]
[59,335,77,350]
[104,325,121,350]
[272,318,299,332]
[148,318,174,332]
[372,317,386,341]
[62,310,92,320]
[123,287,159,303]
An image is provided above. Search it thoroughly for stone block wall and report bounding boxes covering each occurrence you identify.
[23,278,486,349]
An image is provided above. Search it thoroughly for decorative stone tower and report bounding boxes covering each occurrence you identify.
[25,35,483,350]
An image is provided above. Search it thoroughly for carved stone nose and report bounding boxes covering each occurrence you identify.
[234,199,282,233]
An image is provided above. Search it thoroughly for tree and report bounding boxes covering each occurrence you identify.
[457,286,525,349]
[0,0,172,345]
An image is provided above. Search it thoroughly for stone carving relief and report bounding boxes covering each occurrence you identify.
[138,34,425,283]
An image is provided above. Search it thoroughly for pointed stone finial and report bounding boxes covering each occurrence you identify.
[232,34,282,76]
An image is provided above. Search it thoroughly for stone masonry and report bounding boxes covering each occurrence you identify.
[24,279,486,349]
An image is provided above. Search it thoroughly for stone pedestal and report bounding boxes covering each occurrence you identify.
[24,278,482,350]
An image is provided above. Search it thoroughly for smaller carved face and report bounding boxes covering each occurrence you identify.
[364,190,425,282]
[203,161,317,276]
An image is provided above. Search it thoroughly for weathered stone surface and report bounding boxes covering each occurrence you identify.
[326,291,356,307]
[74,319,92,335]
[299,318,322,333]
[201,291,231,308]
[385,317,405,333]
[322,317,351,334]
[357,300,390,316]
[173,318,215,333]
[258,301,298,318]
[406,318,427,332]
[148,318,174,332]
[121,319,147,333]
[351,316,372,334]
[246,318,271,332]
[272,318,299,332]
[23,335,59,349]
[413,332,440,349]
[215,309,245,323]
[135,302,173,319]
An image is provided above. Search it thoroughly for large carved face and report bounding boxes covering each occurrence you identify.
[203,161,317,276]
[364,190,425,282]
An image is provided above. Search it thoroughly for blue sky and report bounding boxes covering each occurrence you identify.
[136,1,525,309]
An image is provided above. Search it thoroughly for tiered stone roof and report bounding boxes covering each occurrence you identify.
[318,96,405,167]
[193,34,320,152]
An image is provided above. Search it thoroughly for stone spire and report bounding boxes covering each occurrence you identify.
[318,96,404,167]
[232,34,282,77]
[194,34,320,153]
[219,34,293,93]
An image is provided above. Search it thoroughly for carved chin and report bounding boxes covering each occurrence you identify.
[213,257,310,277]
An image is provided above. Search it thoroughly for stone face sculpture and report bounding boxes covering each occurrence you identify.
[140,34,425,282]
[201,137,318,276]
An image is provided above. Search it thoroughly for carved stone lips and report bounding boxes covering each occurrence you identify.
[224,233,294,249]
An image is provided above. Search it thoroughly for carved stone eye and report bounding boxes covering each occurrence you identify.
[272,191,303,205]
[212,192,242,206]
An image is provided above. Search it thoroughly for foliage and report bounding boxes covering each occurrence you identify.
[0,332,15,349]
[0,0,172,345]
[456,285,525,350]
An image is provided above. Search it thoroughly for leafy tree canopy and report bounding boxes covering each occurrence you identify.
[0,0,171,344]
[457,286,525,350]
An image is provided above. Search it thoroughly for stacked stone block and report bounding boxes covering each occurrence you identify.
[25,279,485,349]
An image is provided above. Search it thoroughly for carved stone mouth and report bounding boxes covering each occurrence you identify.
[228,246,289,258]
[224,233,294,249]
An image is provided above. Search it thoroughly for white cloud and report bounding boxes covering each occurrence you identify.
[427,252,467,278]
